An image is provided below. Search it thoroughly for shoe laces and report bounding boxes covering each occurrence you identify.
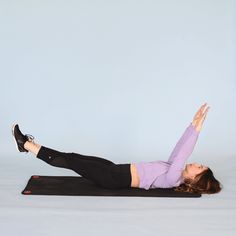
[25,134,35,142]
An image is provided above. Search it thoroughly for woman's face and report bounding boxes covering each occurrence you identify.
[185,163,208,179]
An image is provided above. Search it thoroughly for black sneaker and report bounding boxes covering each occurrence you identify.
[12,124,34,153]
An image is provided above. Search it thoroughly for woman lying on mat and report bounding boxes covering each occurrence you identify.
[12,103,222,194]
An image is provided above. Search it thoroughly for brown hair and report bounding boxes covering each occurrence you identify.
[174,168,222,194]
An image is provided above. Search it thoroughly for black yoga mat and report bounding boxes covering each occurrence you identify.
[22,175,201,198]
[21,175,201,197]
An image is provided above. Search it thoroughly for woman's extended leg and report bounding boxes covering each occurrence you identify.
[27,143,131,189]
[12,122,132,190]
[24,141,114,169]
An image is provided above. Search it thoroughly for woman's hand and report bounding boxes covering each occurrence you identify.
[191,103,210,132]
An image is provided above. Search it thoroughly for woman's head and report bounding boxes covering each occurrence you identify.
[175,163,222,194]
[183,163,208,179]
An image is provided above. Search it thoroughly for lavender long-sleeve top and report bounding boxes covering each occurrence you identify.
[133,123,200,190]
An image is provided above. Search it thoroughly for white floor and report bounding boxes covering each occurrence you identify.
[0,155,235,236]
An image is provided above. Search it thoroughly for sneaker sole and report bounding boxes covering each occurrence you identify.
[12,123,24,153]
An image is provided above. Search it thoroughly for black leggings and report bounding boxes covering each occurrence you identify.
[36,146,132,190]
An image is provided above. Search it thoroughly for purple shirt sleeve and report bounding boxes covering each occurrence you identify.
[165,123,200,186]
[167,123,197,163]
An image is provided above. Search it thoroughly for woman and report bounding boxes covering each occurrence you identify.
[12,103,222,194]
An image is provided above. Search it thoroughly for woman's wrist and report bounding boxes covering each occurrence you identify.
[191,121,201,132]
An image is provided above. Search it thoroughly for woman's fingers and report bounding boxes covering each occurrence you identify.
[194,107,210,132]
[202,103,209,114]
[192,103,209,127]
[199,103,207,115]
[196,103,207,115]
[193,103,207,121]
[201,106,210,123]
[196,106,210,129]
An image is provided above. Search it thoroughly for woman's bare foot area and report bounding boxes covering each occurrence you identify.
[24,141,41,156]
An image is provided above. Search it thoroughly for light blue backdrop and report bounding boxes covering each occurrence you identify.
[0,0,235,167]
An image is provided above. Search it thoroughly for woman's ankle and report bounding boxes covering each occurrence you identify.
[24,141,41,156]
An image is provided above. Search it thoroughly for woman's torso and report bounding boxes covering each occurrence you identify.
[130,164,140,188]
